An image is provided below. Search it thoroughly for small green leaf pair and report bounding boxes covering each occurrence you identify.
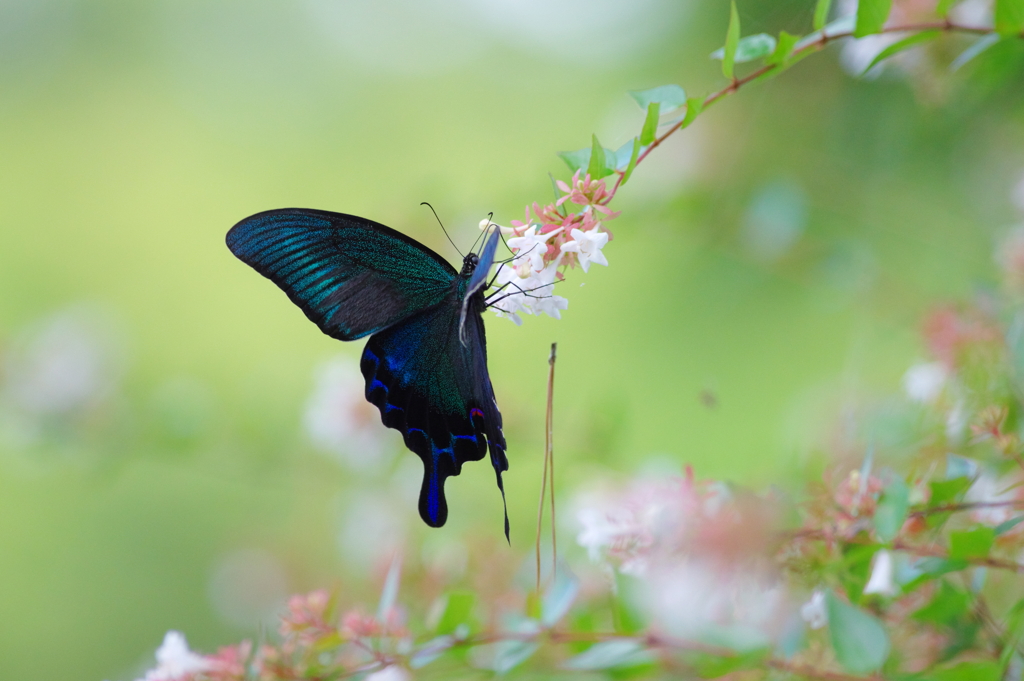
[559,83,702,187]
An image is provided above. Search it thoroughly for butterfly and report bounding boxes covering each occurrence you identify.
[226,208,511,538]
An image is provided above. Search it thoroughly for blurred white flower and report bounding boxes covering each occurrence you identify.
[902,362,947,403]
[337,489,407,568]
[303,356,390,470]
[560,226,609,273]
[800,590,828,629]
[0,305,123,446]
[574,472,788,645]
[365,665,411,681]
[863,550,897,596]
[642,561,786,643]
[575,478,696,576]
[137,631,209,681]
[967,473,1019,526]
[949,0,994,26]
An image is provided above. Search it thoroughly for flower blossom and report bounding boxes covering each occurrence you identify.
[966,472,1023,527]
[902,362,947,404]
[574,469,789,645]
[136,631,211,681]
[863,549,898,596]
[560,225,609,273]
[365,665,412,681]
[800,591,828,629]
[484,170,617,324]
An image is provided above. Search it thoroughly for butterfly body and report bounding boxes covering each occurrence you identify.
[226,209,508,536]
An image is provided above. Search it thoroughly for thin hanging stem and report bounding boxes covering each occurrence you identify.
[535,423,549,591]
[535,342,559,591]
[547,343,557,575]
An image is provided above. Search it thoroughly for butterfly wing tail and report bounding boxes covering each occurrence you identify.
[362,331,489,529]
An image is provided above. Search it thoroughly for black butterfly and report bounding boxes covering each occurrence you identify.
[226,209,511,538]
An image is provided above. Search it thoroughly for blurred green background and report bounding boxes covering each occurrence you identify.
[2,0,1023,679]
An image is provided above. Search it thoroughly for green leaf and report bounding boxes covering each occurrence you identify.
[997,515,1024,535]
[711,33,778,63]
[586,135,614,180]
[612,138,637,170]
[1000,598,1024,670]
[541,566,579,627]
[901,557,970,592]
[951,34,1004,71]
[862,30,941,74]
[936,0,956,17]
[562,640,653,670]
[874,477,910,542]
[949,527,995,559]
[839,543,880,602]
[929,661,1002,681]
[620,137,641,186]
[436,591,475,635]
[640,102,660,146]
[558,147,591,173]
[825,591,890,674]
[681,97,704,129]
[854,0,892,37]
[996,0,1024,36]
[814,0,833,30]
[913,580,972,627]
[766,31,801,65]
[628,84,687,112]
[929,476,972,507]
[722,1,741,79]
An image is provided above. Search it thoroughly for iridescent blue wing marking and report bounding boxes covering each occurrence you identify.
[361,283,509,537]
[227,209,456,341]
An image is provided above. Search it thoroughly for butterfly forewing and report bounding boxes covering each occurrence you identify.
[227,209,457,340]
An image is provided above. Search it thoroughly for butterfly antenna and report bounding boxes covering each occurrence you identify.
[421,202,463,258]
[467,212,495,255]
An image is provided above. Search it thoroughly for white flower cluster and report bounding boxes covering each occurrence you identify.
[485,222,609,326]
[136,631,209,681]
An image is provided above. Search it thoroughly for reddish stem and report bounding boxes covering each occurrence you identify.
[601,20,1004,204]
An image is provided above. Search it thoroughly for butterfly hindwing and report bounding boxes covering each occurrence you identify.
[227,209,457,341]
[360,283,508,532]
